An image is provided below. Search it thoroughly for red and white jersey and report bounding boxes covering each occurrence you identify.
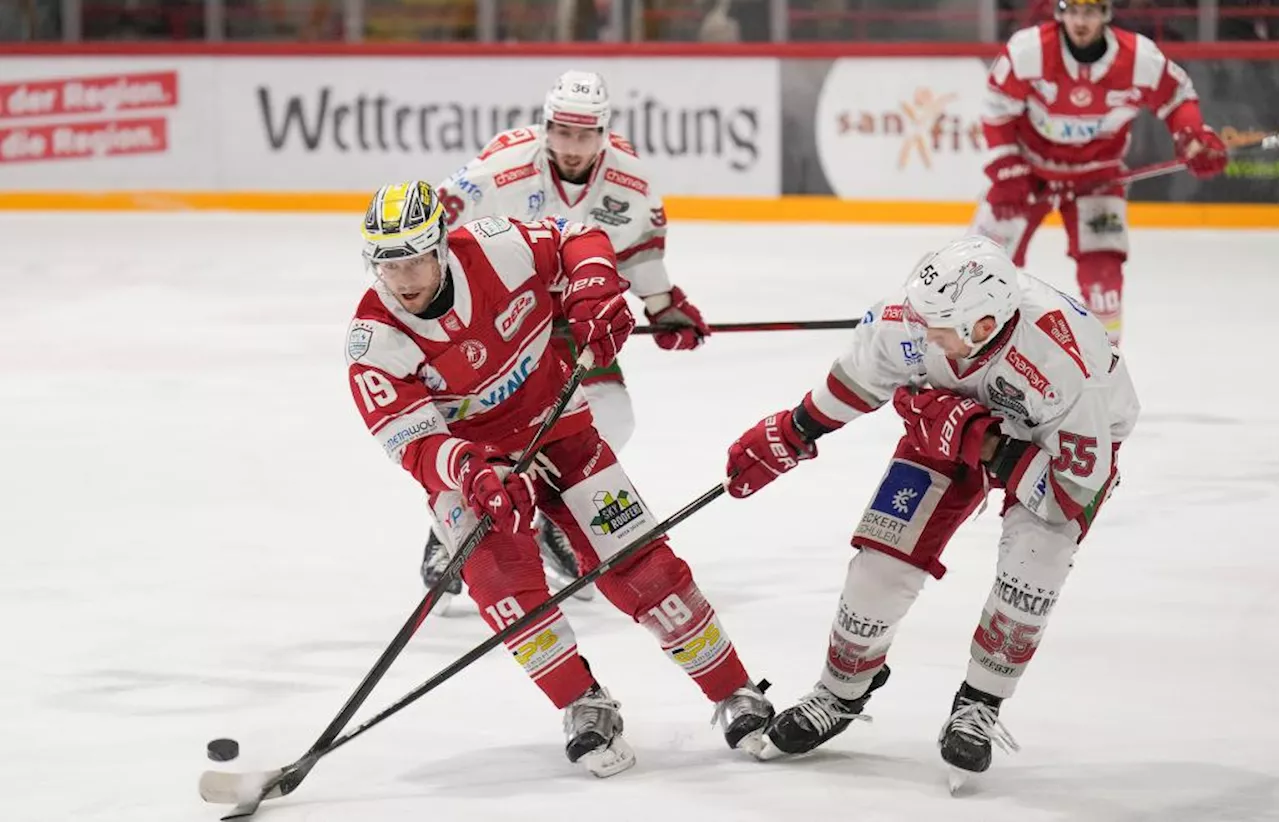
[345,215,622,493]
[983,22,1203,179]
[436,126,671,298]
[802,276,1140,530]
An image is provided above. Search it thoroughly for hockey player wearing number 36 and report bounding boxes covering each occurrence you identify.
[724,236,1140,789]
[420,70,713,604]
[346,181,773,776]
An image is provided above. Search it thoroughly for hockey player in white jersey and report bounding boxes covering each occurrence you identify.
[723,236,1139,786]
[420,70,712,605]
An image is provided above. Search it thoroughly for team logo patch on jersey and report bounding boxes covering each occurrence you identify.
[604,168,648,196]
[495,290,537,341]
[590,490,644,536]
[988,375,1030,419]
[1069,86,1093,107]
[470,216,513,238]
[494,163,537,188]
[900,339,923,366]
[347,323,373,361]
[460,339,488,368]
[650,206,667,227]
[526,190,546,218]
[589,196,632,227]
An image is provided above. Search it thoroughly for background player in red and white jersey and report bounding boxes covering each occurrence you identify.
[970,0,1228,343]
[346,181,773,775]
[422,70,713,600]
[723,236,1139,787]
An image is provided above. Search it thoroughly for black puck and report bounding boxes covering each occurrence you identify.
[207,738,240,762]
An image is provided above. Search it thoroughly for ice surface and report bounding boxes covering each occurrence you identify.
[1,213,1275,822]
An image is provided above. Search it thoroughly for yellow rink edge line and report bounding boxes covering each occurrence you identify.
[0,192,1275,229]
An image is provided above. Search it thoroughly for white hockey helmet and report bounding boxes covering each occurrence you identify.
[544,70,611,131]
[1056,0,1112,22]
[903,235,1021,350]
[360,180,448,273]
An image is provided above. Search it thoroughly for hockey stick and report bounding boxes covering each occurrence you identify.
[200,480,727,818]
[198,354,592,819]
[635,318,863,335]
[1042,132,1278,200]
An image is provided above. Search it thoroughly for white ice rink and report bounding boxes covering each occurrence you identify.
[1,213,1276,822]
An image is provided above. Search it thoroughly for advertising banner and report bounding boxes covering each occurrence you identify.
[0,56,780,198]
[780,57,990,199]
[0,58,218,189]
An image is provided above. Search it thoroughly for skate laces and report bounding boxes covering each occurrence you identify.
[565,689,621,739]
[792,685,872,736]
[710,684,771,730]
[942,699,1021,754]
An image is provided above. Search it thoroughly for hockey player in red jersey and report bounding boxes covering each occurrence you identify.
[724,236,1139,787]
[346,181,772,775]
[970,0,1228,343]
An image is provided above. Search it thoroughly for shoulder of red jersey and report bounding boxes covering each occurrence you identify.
[999,23,1056,82]
[347,290,424,377]
[459,127,543,189]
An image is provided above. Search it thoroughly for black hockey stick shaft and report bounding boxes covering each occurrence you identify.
[635,318,862,335]
[293,358,591,765]
[321,482,726,760]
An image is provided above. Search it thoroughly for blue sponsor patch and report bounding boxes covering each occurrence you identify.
[870,461,932,521]
[863,309,875,325]
[900,339,923,366]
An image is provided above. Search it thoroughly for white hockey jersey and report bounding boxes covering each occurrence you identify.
[802,275,1140,530]
[436,126,672,298]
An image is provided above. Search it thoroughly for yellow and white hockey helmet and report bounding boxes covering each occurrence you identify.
[1056,0,1112,22]
[544,70,611,131]
[360,181,448,271]
[903,235,1021,350]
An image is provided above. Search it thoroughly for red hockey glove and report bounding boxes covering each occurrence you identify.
[1173,124,1228,179]
[566,293,634,369]
[725,409,817,499]
[984,155,1043,220]
[453,443,536,534]
[892,386,1001,469]
[643,286,711,350]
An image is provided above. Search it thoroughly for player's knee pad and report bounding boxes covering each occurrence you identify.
[584,381,636,453]
[594,540,693,620]
[1075,251,1125,343]
[852,442,988,579]
[966,504,1081,699]
[821,549,928,699]
[460,530,549,614]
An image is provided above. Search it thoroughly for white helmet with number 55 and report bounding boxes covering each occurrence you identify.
[903,235,1021,350]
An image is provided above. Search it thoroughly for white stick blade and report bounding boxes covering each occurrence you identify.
[199,768,285,805]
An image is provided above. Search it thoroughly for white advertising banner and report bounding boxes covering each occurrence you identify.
[814,57,991,201]
[0,56,779,198]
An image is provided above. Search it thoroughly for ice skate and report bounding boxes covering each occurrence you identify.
[420,531,461,615]
[937,682,1019,793]
[763,665,890,757]
[564,684,635,778]
[538,513,594,601]
[711,679,774,759]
